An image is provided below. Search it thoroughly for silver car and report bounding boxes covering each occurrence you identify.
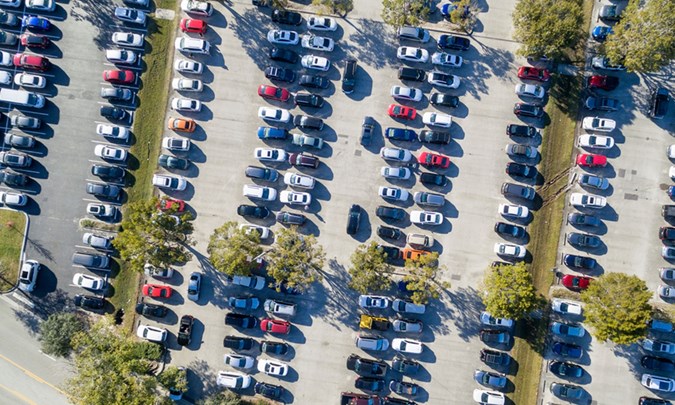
[187,272,201,301]
[355,335,389,351]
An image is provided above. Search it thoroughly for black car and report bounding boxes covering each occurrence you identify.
[641,356,675,372]
[563,254,597,271]
[566,232,601,248]
[0,169,28,187]
[347,354,388,377]
[86,182,121,199]
[361,116,375,146]
[342,59,357,94]
[261,340,289,355]
[223,335,255,351]
[177,315,194,346]
[100,106,128,120]
[480,349,511,366]
[506,162,536,178]
[480,329,511,345]
[377,225,402,240]
[135,302,168,318]
[225,312,258,329]
[299,74,330,89]
[437,34,470,50]
[398,66,426,82]
[506,124,537,138]
[355,377,385,392]
[382,397,416,405]
[385,127,416,141]
[237,204,270,219]
[376,205,405,221]
[418,130,451,144]
[264,66,295,82]
[73,294,105,310]
[391,356,420,375]
[288,152,320,168]
[660,227,675,243]
[245,165,278,182]
[389,380,419,396]
[347,204,361,235]
[276,211,306,225]
[158,154,190,170]
[254,382,284,400]
[567,212,601,227]
[501,182,535,200]
[494,222,526,238]
[271,9,302,25]
[100,87,133,102]
[293,115,324,130]
[269,47,298,64]
[420,172,448,187]
[639,397,671,405]
[549,360,585,378]
[651,88,669,119]
[430,92,459,107]
[294,92,324,108]
[514,102,544,118]
[552,341,583,359]
[377,244,401,261]
[584,96,619,111]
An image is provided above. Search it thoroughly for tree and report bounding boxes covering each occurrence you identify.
[271,0,288,10]
[481,262,539,320]
[348,242,393,293]
[581,273,652,344]
[267,227,325,292]
[113,198,194,271]
[199,391,242,405]
[403,252,450,304]
[312,0,354,16]
[448,0,477,33]
[207,221,262,277]
[39,312,85,357]
[381,0,430,30]
[605,0,675,72]
[512,0,583,60]
[157,366,188,396]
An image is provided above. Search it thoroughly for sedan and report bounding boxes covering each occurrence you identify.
[641,374,675,393]
[162,137,191,152]
[570,192,606,208]
[283,172,315,189]
[494,242,526,258]
[505,143,537,159]
[472,389,505,405]
[551,299,583,315]
[437,34,470,50]
[388,104,417,120]
[563,254,597,271]
[307,16,337,31]
[72,273,105,291]
[658,285,675,299]
[578,174,609,190]
[301,34,334,51]
[517,66,550,82]
[258,107,291,123]
[549,361,584,378]
[431,52,463,67]
[392,318,423,333]
[355,335,390,351]
[103,69,135,85]
[257,359,289,376]
[112,32,144,47]
[392,338,423,354]
[577,134,614,149]
[551,322,585,338]
[381,166,411,180]
[576,153,607,168]
[224,353,255,370]
[152,174,187,191]
[14,73,45,88]
[380,147,412,163]
[385,128,416,142]
[280,190,311,205]
[642,356,675,373]
[562,275,593,290]
[266,29,299,45]
[550,382,584,400]
[494,222,526,238]
[396,46,429,63]
[378,186,409,201]
[390,85,423,102]
[582,116,616,132]
[480,330,510,345]
[114,7,146,25]
[513,102,544,118]
[418,151,450,168]
[427,71,460,88]
[174,59,203,74]
[498,203,529,218]
[22,15,49,31]
[358,295,389,309]
[376,205,405,221]
[106,49,138,65]
[11,115,41,130]
[20,33,50,49]
[228,296,260,310]
[479,312,514,328]
[410,210,443,226]
[294,92,324,108]
[422,111,453,127]
[515,83,545,99]
[237,204,270,219]
[258,84,290,102]
[584,96,619,111]
[4,133,35,149]
[260,318,291,334]
[301,55,330,71]
[506,162,536,179]
[474,370,507,389]
[94,145,127,162]
[643,339,675,355]
[171,78,203,92]
[91,164,125,181]
[170,98,201,112]
[552,341,583,359]
[0,191,27,207]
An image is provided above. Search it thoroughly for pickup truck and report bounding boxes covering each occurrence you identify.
[340,392,380,405]
[177,315,194,346]
[359,314,390,331]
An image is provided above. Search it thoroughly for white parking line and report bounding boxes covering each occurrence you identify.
[85,178,125,187]
[94,120,131,129]
[12,168,40,175]
[16,129,44,136]
[82,197,121,206]
[109,24,147,33]
[103,62,143,72]
[89,139,130,148]
[16,110,49,117]
[87,159,128,169]
[98,82,139,90]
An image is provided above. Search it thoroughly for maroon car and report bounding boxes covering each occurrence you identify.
[288,152,319,169]
[20,33,50,49]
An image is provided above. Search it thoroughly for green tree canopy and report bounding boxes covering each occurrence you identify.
[512,0,583,60]
[312,0,353,16]
[581,273,652,344]
[482,262,539,320]
[403,252,449,304]
[449,0,477,33]
[157,366,188,395]
[605,0,675,72]
[348,242,393,294]
[381,0,430,29]
[207,221,262,277]
[39,312,85,357]
[112,198,194,271]
[267,227,325,292]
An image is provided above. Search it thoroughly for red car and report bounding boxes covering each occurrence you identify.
[587,75,619,91]
[388,103,417,120]
[13,53,50,71]
[418,151,450,169]
[103,69,136,85]
[142,284,173,298]
[20,33,51,49]
[562,274,593,290]
[517,66,550,82]
[257,84,290,102]
[180,18,207,35]
[260,318,291,334]
[576,153,607,168]
[157,197,185,212]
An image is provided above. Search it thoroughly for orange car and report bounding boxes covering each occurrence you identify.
[401,247,429,261]
[168,117,196,133]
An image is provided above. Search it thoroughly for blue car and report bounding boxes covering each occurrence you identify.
[591,26,613,42]
[385,127,416,142]
[668,186,675,198]
[22,16,50,31]
[257,126,288,140]
[552,341,583,360]
[441,3,470,19]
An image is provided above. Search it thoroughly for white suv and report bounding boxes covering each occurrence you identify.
[174,36,210,54]
[242,184,277,201]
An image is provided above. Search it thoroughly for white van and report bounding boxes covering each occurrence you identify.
[0,88,45,108]
[216,371,251,389]
[264,299,297,317]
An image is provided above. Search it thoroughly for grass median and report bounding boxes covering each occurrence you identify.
[0,209,27,291]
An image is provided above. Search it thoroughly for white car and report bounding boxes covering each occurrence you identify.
[172,78,203,92]
[238,224,271,240]
[106,49,138,65]
[670,166,675,180]
[152,174,187,191]
[390,85,423,102]
[162,137,191,151]
[427,71,460,89]
[643,339,675,354]
[112,32,144,47]
[659,285,675,299]
[257,359,289,377]
[180,0,213,16]
[243,184,277,201]
[82,232,113,249]
[264,299,297,316]
[0,0,21,7]
[216,371,251,389]
[136,325,167,343]
[380,147,413,163]
[301,34,334,51]
[0,51,12,67]
[291,133,324,149]
[355,335,390,351]
[175,37,210,54]
[283,172,315,189]
[378,186,409,201]
[669,145,675,159]
[494,242,526,258]
[174,59,204,74]
[392,338,423,354]
[392,299,425,314]
[87,203,116,218]
[258,107,291,123]
[96,124,130,141]
[72,273,105,291]
[231,275,266,290]
[392,319,423,333]
[422,112,452,127]
[254,147,287,162]
[358,295,389,309]
[381,166,411,180]
[473,389,505,405]
[0,71,11,85]
[515,83,545,99]
[570,193,607,209]
[551,299,583,315]
[94,144,127,162]
[280,190,311,205]
[641,374,675,393]
[431,52,463,67]
[223,353,255,369]
[577,134,614,149]
[301,55,330,71]
[307,16,337,31]
[479,312,514,328]
[18,260,39,292]
[26,0,55,12]
[14,73,45,89]
[171,98,202,112]
[397,46,429,63]
[267,29,299,45]
[410,210,443,226]
[0,191,27,206]
[582,116,616,132]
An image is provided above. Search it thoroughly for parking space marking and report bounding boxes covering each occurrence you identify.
[98,82,139,90]
[103,62,143,72]
[94,120,131,129]
[73,245,113,253]
[85,178,125,186]
[89,139,131,148]
[108,25,147,34]
[87,159,128,169]
[81,198,121,206]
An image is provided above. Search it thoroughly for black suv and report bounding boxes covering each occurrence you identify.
[100,106,128,120]
[91,164,126,181]
[135,302,168,318]
[225,312,258,329]
[361,116,375,146]
[430,92,459,107]
[237,204,270,219]
[438,34,470,50]
[501,182,536,200]
[271,9,302,25]
[299,74,329,89]
[293,115,324,130]
[276,211,306,225]
[347,204,361,235]
[418,130,450,144]
[342,59,357,94]
[420,172,448,187]
[506,124,537,138]
[0,169,28,187]
[265,66,295,82]
[223,335,255,351]
[74,294,105,310]
[398,67,426,82]
[294,92,324,108]
[651,88,669,119]
[269,47,298,64]
[346,354,388,377]
[261,340,289,355]
[376,205,405,221]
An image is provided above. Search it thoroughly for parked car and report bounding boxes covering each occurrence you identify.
[474,369,507,389]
